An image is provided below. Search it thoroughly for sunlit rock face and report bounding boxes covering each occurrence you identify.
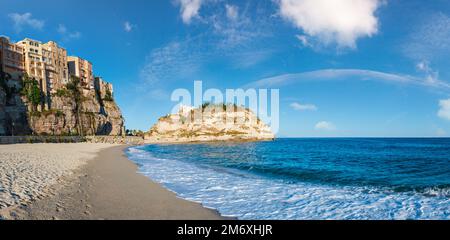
[145,104,275,143]
[0,83,124,136]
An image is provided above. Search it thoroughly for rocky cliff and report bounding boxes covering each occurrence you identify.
[145,104,275,143]
[0,89,6,135]
[0,77,124,136]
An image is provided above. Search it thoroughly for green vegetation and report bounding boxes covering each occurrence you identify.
[66,76,82,102]
[201,102,240,112]
[103,89,114,102]
[0,71,11,98]
[159,114,171,121]
[126,129,145,137]
[66,76,84,136]
[55,110,64,117]
[225,130,246,136]
[54,88,70,97]
[29,109,65,118]
[201,102,211,110]
[178,129,198,138]
[20,73,42,109]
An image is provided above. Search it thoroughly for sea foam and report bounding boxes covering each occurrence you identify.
[126,147,450,220]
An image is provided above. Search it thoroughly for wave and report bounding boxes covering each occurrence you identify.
[126,146,450,220]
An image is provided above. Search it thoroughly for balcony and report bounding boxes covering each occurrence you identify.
[45,65,55,71]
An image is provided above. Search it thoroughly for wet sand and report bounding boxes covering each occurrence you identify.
[2,144,223,220]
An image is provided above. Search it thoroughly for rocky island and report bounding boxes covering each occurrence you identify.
[144,104,275,143]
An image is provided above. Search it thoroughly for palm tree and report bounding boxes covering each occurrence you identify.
[67,76,83,136]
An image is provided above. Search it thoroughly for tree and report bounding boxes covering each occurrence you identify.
[67,76,84,136]
[66,75,81,102]
[0,70,13,99]
[126,129,145,137]
[20,73,42,110]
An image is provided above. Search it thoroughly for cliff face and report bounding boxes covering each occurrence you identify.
[0,89,5,135]
[0,86,31,136]
[0,79,124,136]
[28,95,124,136]
[145,105,275,143]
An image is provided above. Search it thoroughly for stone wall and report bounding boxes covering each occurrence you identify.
[0,136,144,145]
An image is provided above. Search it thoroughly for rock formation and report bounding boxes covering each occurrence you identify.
[0,88,6,135]
[0,76,124,136]
[145,104,275,143]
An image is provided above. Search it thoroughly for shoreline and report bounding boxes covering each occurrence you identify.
[4,144,225,220]
[144,138,276,145]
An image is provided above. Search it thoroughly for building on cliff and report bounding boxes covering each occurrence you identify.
[1,37,100,107]
[94,77,113,99]
[68,56,94,91]
[0,36,112,110]
[16,38,71,110]
[0,35,125,137]
[0,36,25,78]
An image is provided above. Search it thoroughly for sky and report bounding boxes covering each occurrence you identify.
[1,0,450,137]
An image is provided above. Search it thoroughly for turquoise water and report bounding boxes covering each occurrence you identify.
[126,138,450,219]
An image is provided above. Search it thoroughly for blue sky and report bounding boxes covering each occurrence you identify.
[1,0,450,137]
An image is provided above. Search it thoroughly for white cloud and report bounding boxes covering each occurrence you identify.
[8,13,44,32]
[245,69,450,91]
[416,61,429,72]
[210,4,272,49]
[278,0,382,49]
[296,34,312,48]
[140,2,276,87]
[140,39,204,86]
[290,102,317,111]
[438,99,450,121]
[70,32,81,39]
[178,0,203,24]
[403,13,450,62]
[416,61,439,85]
[315,121,336,131]
[57,24,81,41]
[124,21,134,32]
[57,24,67,34]
[225,4,239,21]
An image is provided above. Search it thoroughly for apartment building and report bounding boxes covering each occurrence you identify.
[1,35,112,111]
[94,77,114,98]
[0,36,25,78]
[42,41,69,90]
[17,38,69,93]
[68,56,94,90]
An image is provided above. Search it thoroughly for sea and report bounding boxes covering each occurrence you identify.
[126,138,450,220]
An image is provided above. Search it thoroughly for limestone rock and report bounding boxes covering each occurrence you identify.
[145,104,275,143]
[0,89,6,135]
[0,82,124,136]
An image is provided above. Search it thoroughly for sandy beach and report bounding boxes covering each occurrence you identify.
[0,143,223,220]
